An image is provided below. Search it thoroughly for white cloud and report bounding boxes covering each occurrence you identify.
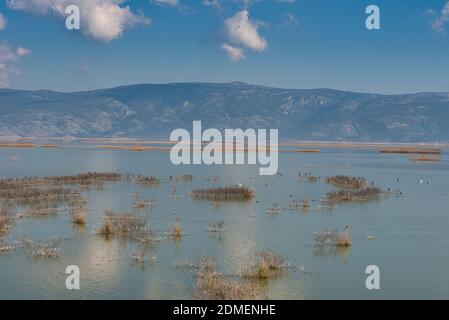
[202,0,219,7]
[0,13,7,30]
[16,47,32,57]
[153,0,179,6]
[221,43,245,61]
[224,10,267,52]
[0,42,32,87]
[429,1,449,33]
[6,0,151,42]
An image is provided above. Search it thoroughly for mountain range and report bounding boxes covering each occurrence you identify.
[1,82,449,142]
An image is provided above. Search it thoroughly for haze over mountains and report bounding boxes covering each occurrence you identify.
[1,82,449,142]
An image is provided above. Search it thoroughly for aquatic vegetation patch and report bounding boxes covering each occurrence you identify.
[71,208,86,225]
[169,175,193,182]
[170,216,184,239]
[190,186,255,201]
[326,175,366,189]
[314,226,352,247]
[0,203,14,237]
[135,176,160,187]
[18,236,62,259]
[192,257,262,300]
[97,210,158,244]
[241,250,291,280]
[326,186,382,203]
[380,147,442,155]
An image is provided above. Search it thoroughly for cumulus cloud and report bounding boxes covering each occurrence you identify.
[6,0,151,42]
[428,1,449,33]
[221,43,245,61]
[221,10,266,62]
[224,10,267,51]
[0,13,7,30]
[0,42,32,87]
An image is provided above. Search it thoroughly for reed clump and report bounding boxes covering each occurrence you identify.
[326,186,382,203]
[71,207,87,225]
[0,203,14,237]
[380,147,442,155]
[194,257,262,300]
[326,176,366,189]
[136,176,160,187]
[0,179,81,204]
[241,250,290,279]
[97,210,157,244]
[25,205,59,218]
[191,186,255,201]
[171,216,184,239]
[19,236,62,259]
[169,175,193,182]
[48,172,123,186]
[314,225,352,247]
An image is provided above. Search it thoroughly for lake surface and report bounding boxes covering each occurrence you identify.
[0,144,448,299]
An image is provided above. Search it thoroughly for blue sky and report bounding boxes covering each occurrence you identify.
[0,0,449,94]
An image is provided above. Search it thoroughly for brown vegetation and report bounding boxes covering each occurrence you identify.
[0,143,37,148]
[241,250,290,279]
[326,175,366,189]
[410,157,441,162]
[171,216,184,239]
[169,175,193,182]
[193,257,262,300]
[136,176,160,187]
[191,186,255,201]
[97,210,158,244]
[314,225,352,247]
[326,187,382,203]
[380,147,442,155]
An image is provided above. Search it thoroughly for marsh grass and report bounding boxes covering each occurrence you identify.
[135,176,160,187]
[191,186,255,201]
[18,236,62,259]
[326,187,382,204]
[191,257,262,300]
[130,252,156,265]
[0,203,14,237]
[171,216,184,239]
[71,209,87,225]
[314,225,352,247]
[241,250,290,280]
[326,176,366,189]
[169,175,193,182]
[380,147,442,155]
[97,210,158,244]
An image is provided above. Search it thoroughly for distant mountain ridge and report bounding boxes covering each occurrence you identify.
[1,82,449,142]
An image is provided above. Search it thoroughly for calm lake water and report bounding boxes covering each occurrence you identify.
[1,144,448,299]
